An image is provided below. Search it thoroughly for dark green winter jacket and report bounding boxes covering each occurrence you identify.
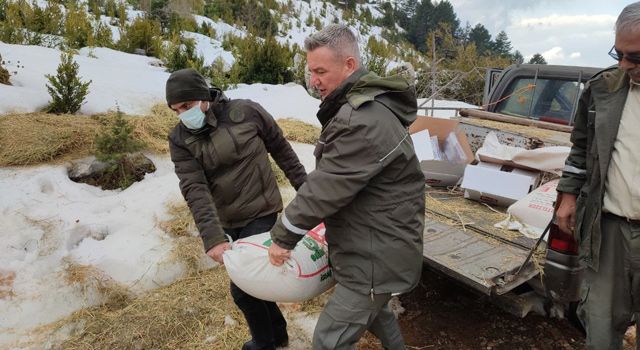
[270,69,426,296]
[557,67,630,271]
[169,89,307,252]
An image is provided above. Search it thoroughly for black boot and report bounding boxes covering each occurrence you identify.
[231,283,276,350]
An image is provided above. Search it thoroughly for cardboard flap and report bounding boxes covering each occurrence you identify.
[461,164,539,201]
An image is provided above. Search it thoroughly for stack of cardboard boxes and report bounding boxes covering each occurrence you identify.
[409,116,543,208]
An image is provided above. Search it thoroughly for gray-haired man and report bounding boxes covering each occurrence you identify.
[555,2,640,349]
[268,24,425,349]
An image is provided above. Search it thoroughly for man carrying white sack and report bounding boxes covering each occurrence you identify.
[166,68,307,350]
[268,24,425,350]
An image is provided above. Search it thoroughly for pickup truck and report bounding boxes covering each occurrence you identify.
[417,64,602,320]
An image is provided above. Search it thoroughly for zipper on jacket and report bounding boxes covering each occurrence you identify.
[226,127,240,153]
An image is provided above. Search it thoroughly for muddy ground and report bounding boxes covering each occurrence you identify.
[356,267,637,350]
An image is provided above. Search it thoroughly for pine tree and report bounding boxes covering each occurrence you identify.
[117,16,163,56]
[492,31,512,57]
[163,36,205,73]
[45,52,92,114]
[94,107,146,189]
[63,2,94,49]
[468,23,492,56]
[512,50,524,64]
[95,108,143,163]
[528,53,547,65]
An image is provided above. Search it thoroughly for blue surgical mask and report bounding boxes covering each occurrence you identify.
[179,102,208,129]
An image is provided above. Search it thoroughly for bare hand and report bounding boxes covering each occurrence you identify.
[206,242,230,264]
[555,192,577,236]
[268,242,291,266]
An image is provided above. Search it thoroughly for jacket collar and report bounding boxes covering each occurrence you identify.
[591,67,630,182]
[316,68,368,129]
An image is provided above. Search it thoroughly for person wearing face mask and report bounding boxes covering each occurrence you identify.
[554,2,640,349]
[166,68,307,350]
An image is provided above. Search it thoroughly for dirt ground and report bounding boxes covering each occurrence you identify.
[356,267,637,350]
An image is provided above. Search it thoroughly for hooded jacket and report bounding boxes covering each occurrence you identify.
[270,69,425,296]
[169,88,307,252]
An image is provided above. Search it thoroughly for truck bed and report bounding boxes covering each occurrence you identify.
[423,187,544,296]
[419,115,571,296]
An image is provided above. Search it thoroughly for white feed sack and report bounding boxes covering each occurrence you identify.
[495,179,559,239]
[223,223,335,303]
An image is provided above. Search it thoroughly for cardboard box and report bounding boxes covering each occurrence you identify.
[409,117,474,187]
[461,162,541,207]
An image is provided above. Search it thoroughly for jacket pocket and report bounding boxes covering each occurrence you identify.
[211,128,239,165]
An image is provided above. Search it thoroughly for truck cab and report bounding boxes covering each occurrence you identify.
[483,64,601,125]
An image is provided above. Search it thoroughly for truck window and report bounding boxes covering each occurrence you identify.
[495,78,583,125]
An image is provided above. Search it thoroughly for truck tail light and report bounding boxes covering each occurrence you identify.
[548,222,579,255]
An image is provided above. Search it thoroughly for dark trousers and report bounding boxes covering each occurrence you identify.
[578,213,640,350]
[224,213,287,350]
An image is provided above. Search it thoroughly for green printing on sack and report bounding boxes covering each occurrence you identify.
[302,237,325,261]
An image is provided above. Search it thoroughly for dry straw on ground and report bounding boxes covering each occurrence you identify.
[0,106,313,167]
[63,258,133,309]
[52,269,249,350]
[43,201,249,350]
[0,113,98,166]
[0,105,177,166]
[159,199,210,274]
[276,118,320,145]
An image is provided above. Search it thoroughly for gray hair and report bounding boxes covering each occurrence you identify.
[616,1,640,34]
[304,24,361,65]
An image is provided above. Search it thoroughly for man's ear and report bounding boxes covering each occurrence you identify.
[345,56,357,73]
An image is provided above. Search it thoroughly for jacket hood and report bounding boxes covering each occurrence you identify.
[346,70,418,127]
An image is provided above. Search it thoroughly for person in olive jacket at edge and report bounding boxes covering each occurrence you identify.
[268,24,425,350]
[166,68,307,350]
[555,2,640,349]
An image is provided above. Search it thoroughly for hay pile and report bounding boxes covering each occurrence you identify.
[128,104,179,154]
[0,106,316,168]
[277,118,320,145]
[0,105,177,166]
[53,269,248,350]
[0,113,99,166]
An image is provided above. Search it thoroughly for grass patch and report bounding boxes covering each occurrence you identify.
[0,105,178,166]
[277,118,320,145]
